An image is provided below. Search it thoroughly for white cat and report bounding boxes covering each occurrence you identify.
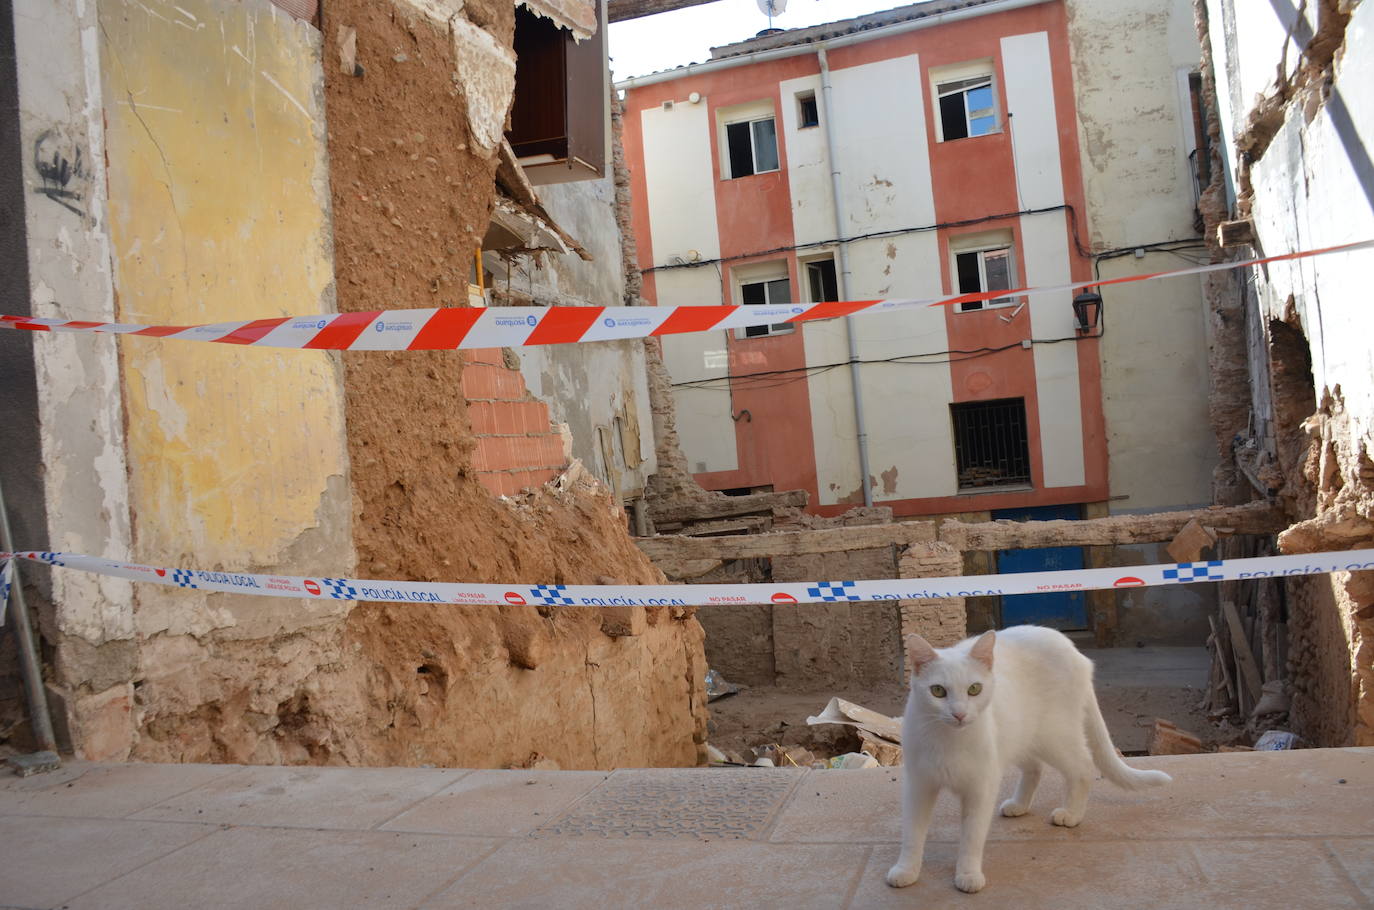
[885,626,1171,894]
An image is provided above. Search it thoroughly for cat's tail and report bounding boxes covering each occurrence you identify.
[1084,695,1173,790]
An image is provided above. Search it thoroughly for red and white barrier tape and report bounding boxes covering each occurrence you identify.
[3,548,1373,620]
[3,240,1369,351]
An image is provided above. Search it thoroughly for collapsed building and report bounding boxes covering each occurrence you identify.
[0,0,706,767]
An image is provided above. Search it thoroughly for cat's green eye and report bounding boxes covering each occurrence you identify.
[929,684,947,698]
[968,683,983,696]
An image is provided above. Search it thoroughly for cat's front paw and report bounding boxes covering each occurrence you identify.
[954,870,986,893]
[1050,807,1082,828]
[886,864,921,888]
[999,798,1029,817]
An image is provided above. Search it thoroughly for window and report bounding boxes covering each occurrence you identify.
[937,75,997,141]
[951,399,1031,490]
[804,257,838,302]
[954,246,1016,312]
[725,117,779,178]
[740,275,792,337]
[797,92,819,129]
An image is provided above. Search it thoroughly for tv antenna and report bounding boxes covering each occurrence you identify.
[756,0,787,30]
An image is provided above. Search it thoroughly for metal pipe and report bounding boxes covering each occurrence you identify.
[817,47,873,507]
[0,479,57,753]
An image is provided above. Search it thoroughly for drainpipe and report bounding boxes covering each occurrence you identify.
[0,480,58,754]
[817,47,873,507]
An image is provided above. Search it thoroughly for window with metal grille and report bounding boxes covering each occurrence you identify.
[951,398,1031,489]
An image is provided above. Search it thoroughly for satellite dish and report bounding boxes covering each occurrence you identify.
[756,0,787,16]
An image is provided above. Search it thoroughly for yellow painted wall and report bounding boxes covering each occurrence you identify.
[98,0,348,590]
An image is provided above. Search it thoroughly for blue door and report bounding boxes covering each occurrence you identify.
[993,504,1088,630]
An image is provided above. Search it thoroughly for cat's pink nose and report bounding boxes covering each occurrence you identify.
[953,711,966,723]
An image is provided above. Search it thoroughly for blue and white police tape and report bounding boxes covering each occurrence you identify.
[0,557,12,625]
[3,548,1374,610]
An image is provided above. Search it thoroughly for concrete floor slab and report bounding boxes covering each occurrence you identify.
[0,816,214,908]
[0,762,238,819]
[851,837,1368,909]
[423,839,872,909]
[127,764,466,830]
[1326,838,1374,902]
[0,749,1369,909]
[381,769,609,837]
[61,826,501,910]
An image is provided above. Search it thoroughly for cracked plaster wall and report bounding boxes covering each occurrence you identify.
[49,0,353,761]
[1204,0,1374,744]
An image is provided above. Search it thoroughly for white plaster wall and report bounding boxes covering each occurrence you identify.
[1022,211,1085,488]
[804,236,954,506]
[1000,32,1064,209]
[828,55,936,234]
[658,270,738,474]
[779,72,833,247]
[15,0,133,644]
[639,100,720,264]
[1245,3,1374,445]
[1064,0,1214,511]
[801,55,952,505]
[637,99,737,474]
[1000,35,1084,489]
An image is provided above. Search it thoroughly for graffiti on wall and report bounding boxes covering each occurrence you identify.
[32,129,86,217]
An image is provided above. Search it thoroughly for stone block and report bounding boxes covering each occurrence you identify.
[72,684,136,762]
[601,605,647,638]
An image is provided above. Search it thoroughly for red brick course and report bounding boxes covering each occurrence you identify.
[463,348,566,497]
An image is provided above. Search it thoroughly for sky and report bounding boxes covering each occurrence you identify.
[608,0,915,81]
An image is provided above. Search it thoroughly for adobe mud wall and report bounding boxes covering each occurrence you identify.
[318,0,706,768]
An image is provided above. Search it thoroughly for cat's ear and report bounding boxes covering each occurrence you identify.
[904,634,939,674]
[970,630,996,669]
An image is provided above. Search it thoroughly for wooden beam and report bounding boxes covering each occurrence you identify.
[636,519,935,562]
[636,501,1286,562]
[1221,599,1264,709]
[608,0,723,23]
[649,489,808,525]
[938,502,1285,551]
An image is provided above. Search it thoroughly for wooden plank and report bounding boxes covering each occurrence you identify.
[1208,614,1237,708]
[648,489,809,525]
[942,502,1284,551]
[636,501,1286,562]
[1221,599,1264,707]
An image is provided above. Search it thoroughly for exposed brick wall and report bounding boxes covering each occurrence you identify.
[462,348,568,497]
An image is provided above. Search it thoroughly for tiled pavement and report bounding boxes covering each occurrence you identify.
[1,749,1371,909]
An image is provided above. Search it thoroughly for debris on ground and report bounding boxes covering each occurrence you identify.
[1147,719,1204,755]
[705,668,744,703]
[1254,730,1298,750]
[805,697,902,765]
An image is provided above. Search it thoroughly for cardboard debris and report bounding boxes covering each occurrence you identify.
[806,697,902,743]
[807,697,903,766]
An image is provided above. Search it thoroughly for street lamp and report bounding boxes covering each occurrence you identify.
[1072,290,1103,333]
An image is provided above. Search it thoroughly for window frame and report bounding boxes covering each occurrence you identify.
[950,397,1033,492]
[733,265,795,339]
[724,115,780,179]
[950,241,1018,313]
[930,60,1001,143]
[797,91,820,130]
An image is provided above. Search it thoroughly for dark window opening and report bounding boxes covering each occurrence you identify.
[725,117,778,178]
[937,76,996,141]
[954,247,1014,312]
[740,276,792,337]
[798,92,819,129]
[951,398,1032,489]
[805,258,839,302]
